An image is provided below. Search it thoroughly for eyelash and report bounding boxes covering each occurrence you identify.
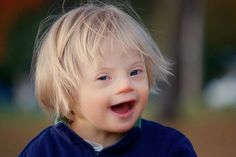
[97,75,110,81]
[130,69,142,76]
[97,69,142,81]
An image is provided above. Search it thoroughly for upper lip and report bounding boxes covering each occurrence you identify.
[111,98,137,107]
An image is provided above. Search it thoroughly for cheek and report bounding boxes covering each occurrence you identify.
[142,87,149,104]
[79,91,107,112]
[139,82,149,104]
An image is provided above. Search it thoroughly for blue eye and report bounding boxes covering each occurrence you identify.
[97,75,109,80]
[130,69,141,76]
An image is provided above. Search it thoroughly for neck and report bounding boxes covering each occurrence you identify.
[70,118,124,147]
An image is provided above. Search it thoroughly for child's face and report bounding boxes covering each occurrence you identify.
[74,47,149,134]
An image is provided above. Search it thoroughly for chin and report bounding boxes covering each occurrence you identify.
[112,121,136,133]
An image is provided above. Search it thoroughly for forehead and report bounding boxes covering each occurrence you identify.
[94,38,144,65]
[76,35,145,70]
[78,40,144,75]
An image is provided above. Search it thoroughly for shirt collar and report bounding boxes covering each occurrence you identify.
[54,121,142,152]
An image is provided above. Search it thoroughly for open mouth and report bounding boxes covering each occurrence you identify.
[110,101,135,114]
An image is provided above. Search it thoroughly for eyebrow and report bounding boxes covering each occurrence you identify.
[95,67,113,73]
[131,60,145,66]
[95,60,144,72]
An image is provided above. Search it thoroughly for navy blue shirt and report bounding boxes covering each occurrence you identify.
[19,119,197,157]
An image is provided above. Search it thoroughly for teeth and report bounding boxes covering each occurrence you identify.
[115,101,134,106]
[110,99,136,109]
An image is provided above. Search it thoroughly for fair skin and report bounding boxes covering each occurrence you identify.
[70,44,149,147]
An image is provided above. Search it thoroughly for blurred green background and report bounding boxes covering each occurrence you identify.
[0,0,236,157]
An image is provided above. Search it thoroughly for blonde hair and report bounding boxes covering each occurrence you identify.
[33,2,171,121]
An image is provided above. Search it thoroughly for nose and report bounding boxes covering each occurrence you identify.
[116,76,134,94]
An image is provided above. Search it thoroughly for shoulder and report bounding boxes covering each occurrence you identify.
[141,119,185,139]
[18,123,67,157]
[141,119,183,138]
[141,119,197,157]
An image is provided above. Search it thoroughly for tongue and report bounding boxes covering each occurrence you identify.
[111,103,130,114]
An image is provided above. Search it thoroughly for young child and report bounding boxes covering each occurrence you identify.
[19,1,197,157]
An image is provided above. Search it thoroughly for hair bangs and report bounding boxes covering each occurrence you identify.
[72,5,153,67]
